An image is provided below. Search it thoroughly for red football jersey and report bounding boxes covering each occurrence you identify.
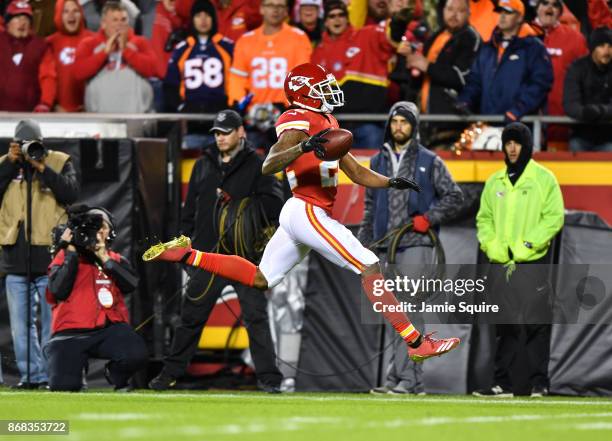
[275,109,340,212]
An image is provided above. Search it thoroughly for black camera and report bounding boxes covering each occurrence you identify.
[68,211,104,250]
[51,211,104,255]
[21,140,47,161]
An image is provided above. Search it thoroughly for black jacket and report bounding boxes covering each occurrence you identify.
[392,24,480,114]
[180,140,284,254]
[0,158,80,275]
[563,55,612,146]
[421,25,481,114]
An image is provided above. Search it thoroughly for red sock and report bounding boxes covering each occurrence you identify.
[186,250,257,287]
[362,273,420,344]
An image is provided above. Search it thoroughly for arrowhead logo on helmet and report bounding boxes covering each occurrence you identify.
[284,63,344,114]
[287,76,313,92]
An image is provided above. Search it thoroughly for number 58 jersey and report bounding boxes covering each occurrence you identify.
[275,109,340,213]
[165,35,234,109]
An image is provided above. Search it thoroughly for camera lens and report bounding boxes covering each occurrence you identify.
[21,141,45,161]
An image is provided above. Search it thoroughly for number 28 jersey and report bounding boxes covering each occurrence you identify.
[275,109,340,213]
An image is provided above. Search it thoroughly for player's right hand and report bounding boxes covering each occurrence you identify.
[300,128,330,160]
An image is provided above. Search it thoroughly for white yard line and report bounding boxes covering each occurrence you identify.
[73,413,161,421]
[572,422,612,430]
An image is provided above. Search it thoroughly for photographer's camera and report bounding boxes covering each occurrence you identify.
[20,140,47,161]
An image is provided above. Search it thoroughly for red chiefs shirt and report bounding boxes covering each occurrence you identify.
[39,0,94,111]
[311,27,355,81]
[275,109,340,213]
[537,21,588,142]
[540,22,588,116]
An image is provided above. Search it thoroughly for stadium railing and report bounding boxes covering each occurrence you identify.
[0,113,608,151]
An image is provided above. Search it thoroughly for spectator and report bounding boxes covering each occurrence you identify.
[228,0,311,109]
[164,0,234,147]
[0,1,47,111]
[175,0,263,42]
[401,0,480,148]
[468,0,499,41]
[339,0,418,147]
[563,27,612,152]
[38,0,95,112]
[150,0,183,79]
[311,1,353,80]
[293,0,324,45]
[458,0,553,124]
[0,119,80,389]
[533,0,588,147]
[81,0,141,32]
[45,206,147,391]
[359,101,463,395]
[474,122,564,398]
[148,110,284,393]
[74,1,158,113]
[403,0,480,116]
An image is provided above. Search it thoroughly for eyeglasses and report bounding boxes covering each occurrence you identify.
[262,4,287,10]
[327,12,347,19]
[539,0,562,8]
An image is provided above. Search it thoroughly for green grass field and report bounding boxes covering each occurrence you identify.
[1,390,612,441]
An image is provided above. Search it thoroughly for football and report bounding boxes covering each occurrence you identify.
[321,128,353,160]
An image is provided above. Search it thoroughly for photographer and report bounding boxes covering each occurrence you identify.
[0,119,79,389]
[44,206,148,392]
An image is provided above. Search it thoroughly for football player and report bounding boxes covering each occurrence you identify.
[145,62,460,362]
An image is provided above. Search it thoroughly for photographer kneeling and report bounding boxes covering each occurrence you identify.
[44,206,148,391]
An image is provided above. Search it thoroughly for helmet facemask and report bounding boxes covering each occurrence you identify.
[309,74,344,113]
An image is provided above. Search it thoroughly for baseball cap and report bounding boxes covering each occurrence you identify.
[209,110,243,134]
[5,0,33,21]
[495,0,525,16]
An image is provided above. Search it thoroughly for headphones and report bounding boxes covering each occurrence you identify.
[86,206,117,247]
[67,204,117,247]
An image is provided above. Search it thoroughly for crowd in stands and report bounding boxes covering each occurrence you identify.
[0,0,610,151]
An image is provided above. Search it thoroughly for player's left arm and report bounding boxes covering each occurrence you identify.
[340,153,421,191]
[340,153,389,188]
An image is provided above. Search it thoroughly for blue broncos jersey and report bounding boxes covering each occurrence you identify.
[165,34,234,108]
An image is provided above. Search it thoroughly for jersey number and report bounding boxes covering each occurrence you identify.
[252,57,288,89]
[184,58,223,89]
[286,161,339,190]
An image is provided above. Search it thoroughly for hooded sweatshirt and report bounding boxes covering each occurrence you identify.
[358,101,463,249]
[39,0,95,111]
[502,122,533,186]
